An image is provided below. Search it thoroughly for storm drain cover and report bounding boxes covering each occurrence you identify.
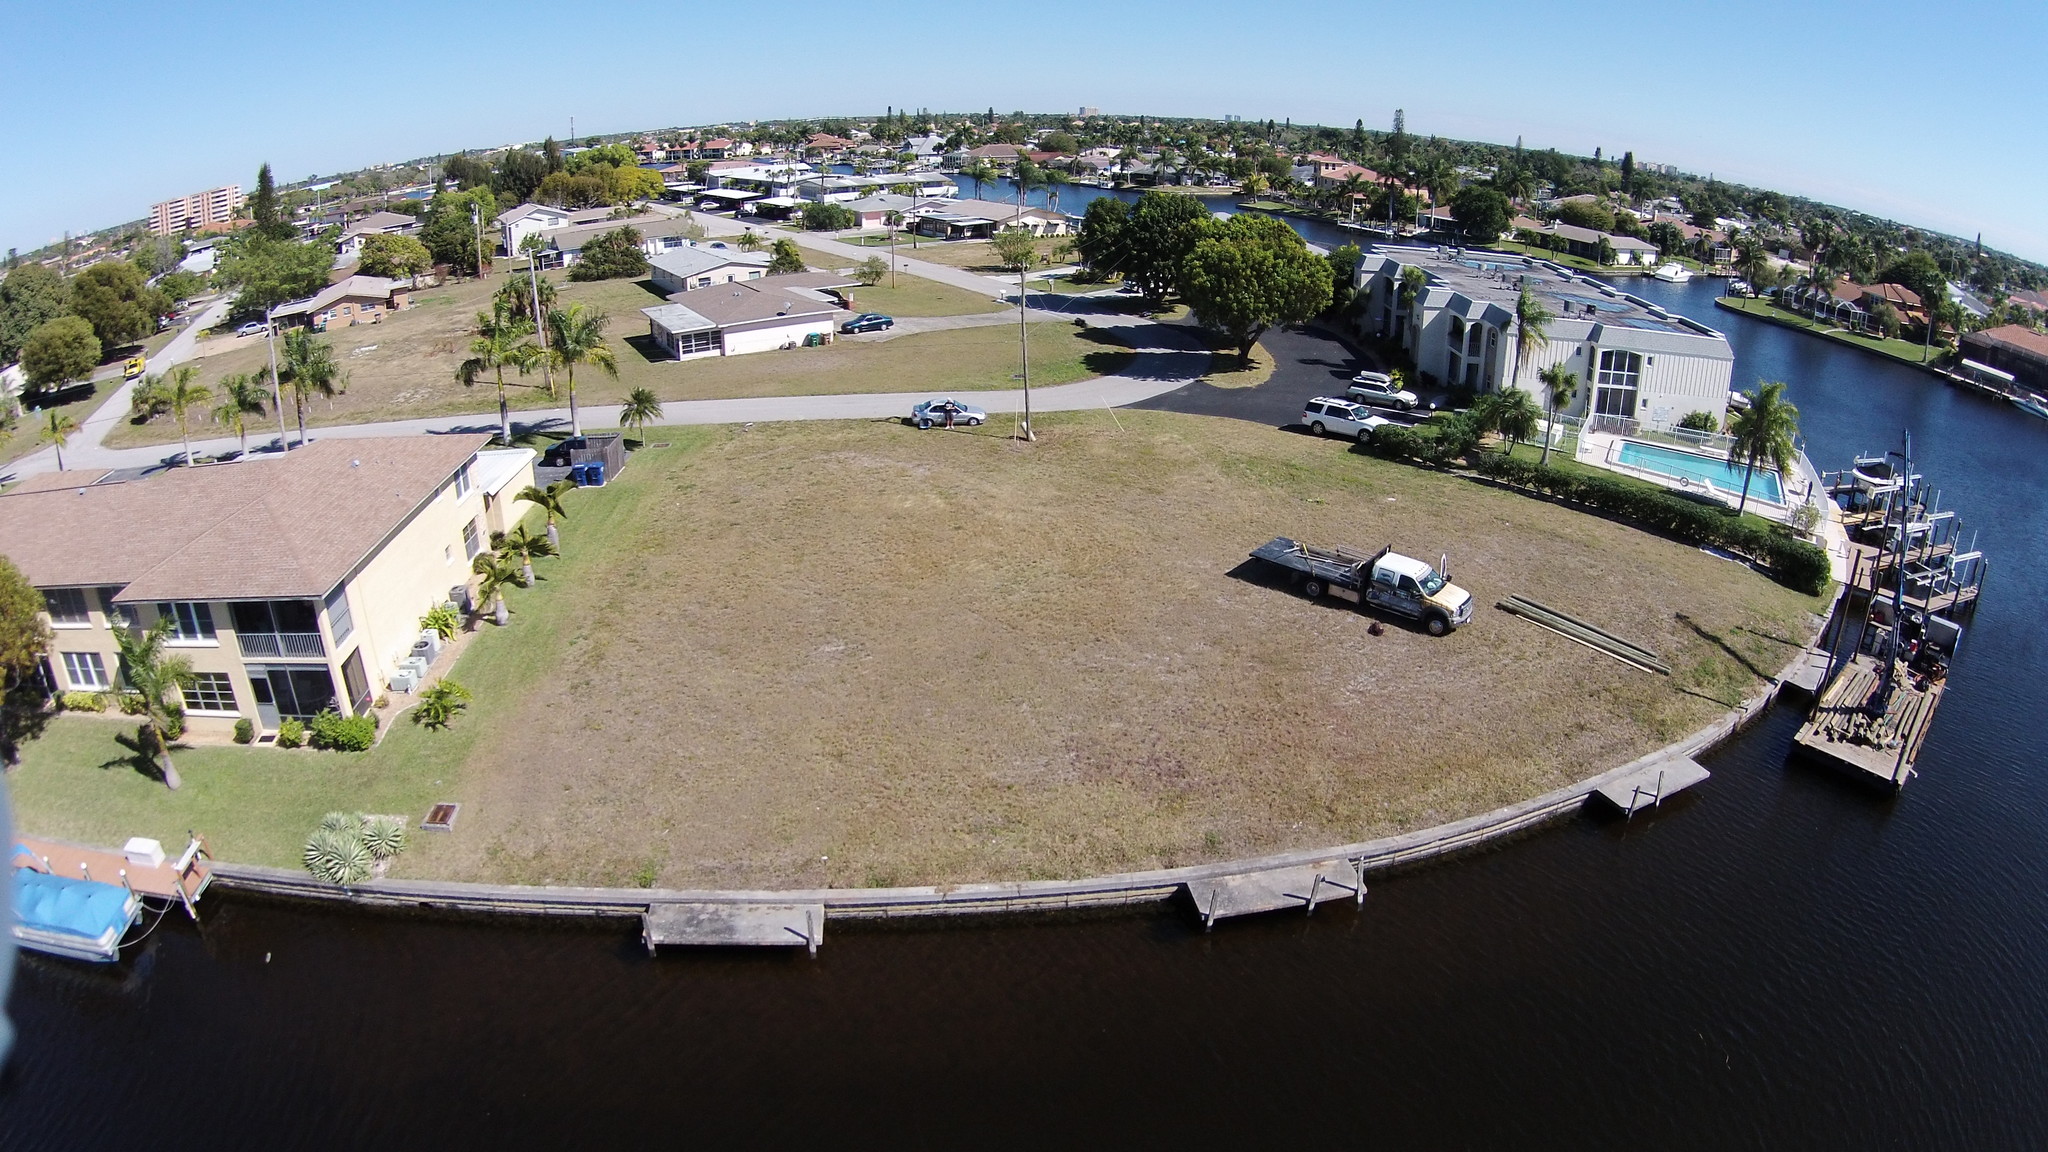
[421,803,461,832]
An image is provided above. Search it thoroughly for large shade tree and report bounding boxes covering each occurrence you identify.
[0,556,52,766]
[1179,214,1332,362]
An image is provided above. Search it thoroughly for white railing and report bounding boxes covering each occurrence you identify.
[236,632,325,659]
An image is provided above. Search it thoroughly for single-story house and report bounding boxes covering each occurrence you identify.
[840,193,922,229]
[1959,325,2048,392]
[960,143,1022,169]
[336,210,421,261]
[906,197,1071,239]
[648,247,773,294]
[272,275,411,330]
[495,203,623,256]
[534,215,704,270]
[640,280,843,361]
[0,436,535,737]
[1514,218,1661,265]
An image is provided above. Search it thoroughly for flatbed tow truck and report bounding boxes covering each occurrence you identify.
[1251,537,1475,635]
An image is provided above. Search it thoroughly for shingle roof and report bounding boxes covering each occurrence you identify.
[272,275,404,319]
[0,436,489,601]
[648,247,772,282]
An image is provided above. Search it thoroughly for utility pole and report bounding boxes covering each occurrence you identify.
[264,305,288,450]
[471,203,485,280]
[1015,179,1034,441]
[529,248,553,404]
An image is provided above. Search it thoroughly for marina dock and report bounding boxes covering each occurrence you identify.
[1593,757,1710,815]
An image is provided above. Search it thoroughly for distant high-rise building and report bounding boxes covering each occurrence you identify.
[1224,114,1242,123]
[1078,106,1100,118]
[147,184,245,236]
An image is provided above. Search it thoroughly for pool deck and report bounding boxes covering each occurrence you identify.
[1577,430,1809,523]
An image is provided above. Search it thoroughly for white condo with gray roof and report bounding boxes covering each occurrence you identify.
[1352,246,1736,432]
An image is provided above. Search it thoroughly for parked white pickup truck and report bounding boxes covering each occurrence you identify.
[1251,537,1475,635]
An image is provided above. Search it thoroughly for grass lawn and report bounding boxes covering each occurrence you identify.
[1,388,104,469]
[1715,296,1939,365]
[14,412,1823,889]
[818,273,1006,317]
[103,271,1123,448]
[886,236,1072,274]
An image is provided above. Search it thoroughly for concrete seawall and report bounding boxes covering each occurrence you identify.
[210,655,1795,925]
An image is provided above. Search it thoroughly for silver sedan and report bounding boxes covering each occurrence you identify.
[907,398,986,429]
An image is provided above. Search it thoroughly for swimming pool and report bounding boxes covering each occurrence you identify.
[1616,440,1784,503]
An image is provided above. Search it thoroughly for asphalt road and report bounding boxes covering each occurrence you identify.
[1128,322,1397,431]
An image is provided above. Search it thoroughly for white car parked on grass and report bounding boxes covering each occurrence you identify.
[1300,397,1390,442]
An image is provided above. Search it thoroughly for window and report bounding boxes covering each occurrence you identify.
[97,587,134,628]
[674,329,718,356]
[155,601,217,642]
[1597,349,1643,391]
[62,652,108,689]
[463,517,484,560]
[341,649,371,715]
[183,672,237,714]
[44,587,89,626]
[325,587,354,645]
[453,462,473,499]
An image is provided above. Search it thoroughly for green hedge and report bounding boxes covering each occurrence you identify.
[307,708,378,752]
[1462,452,1830,595]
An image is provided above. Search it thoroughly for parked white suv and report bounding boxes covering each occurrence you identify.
[1301,397,1389,442]
[1347,372,1420,410]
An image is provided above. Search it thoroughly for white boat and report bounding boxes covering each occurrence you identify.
[1651,262,1693,283]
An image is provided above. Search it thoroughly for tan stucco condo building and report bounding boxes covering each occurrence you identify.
[0,436,535,739]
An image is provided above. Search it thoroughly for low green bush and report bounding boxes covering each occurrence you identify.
[233,717,254,744]
[60,691,108,712]
[306,708,378,752]
[1465,453,1831,595]
[115,692,148,716]
[276,718,305,749]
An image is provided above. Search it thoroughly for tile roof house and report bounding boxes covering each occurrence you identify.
[1960,324,2048,391]
[0,437,536,734]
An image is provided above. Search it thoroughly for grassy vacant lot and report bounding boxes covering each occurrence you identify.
[895,236,1073,273]
[104,270,1121,448]
[14,411,1823,889]
[1716,296,1938,365]
[818,273,1006,317]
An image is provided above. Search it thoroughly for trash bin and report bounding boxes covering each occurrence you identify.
[569,462,590,485]
[586,461,605,487]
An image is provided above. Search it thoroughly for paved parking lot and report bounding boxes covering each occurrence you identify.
[1129,322,1414,431]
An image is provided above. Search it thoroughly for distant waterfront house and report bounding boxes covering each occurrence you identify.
[905,197,1071,239]
[272,275,411,330]
[647,247,772,293]
[1513,217,1661,266]
[960,143,1022,169]
[640,280,842,361]
[335,210,421,261]
[1960,325,2048,392]
[840,193,922,229]
[1352,246,1735,430]
[0,436,535,738]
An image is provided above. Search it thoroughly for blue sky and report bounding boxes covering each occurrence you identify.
[7,0,2045,264]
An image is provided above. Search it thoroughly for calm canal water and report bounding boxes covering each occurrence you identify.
[5,263,2046,1150]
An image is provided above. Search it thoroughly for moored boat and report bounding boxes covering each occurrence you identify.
[1651,262,1693,283]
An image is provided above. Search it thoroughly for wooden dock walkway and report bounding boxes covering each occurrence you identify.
[12,834,212,914]
[1792,654,1943,788]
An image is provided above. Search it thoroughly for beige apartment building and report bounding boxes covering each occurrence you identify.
[0,436,535,740]
[147,184,245,236]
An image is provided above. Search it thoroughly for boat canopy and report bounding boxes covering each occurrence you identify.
[11,868,140,962]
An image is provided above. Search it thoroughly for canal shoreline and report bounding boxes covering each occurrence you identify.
[200,642,1812,928]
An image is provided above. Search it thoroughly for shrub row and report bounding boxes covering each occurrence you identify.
[307,708,378,752]
[1463,452,1830,595]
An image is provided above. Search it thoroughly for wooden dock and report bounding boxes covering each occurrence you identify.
[1185,859,1364,927]
[13,834,213,915]
[642,902,823,955]
[1792,654,1943,788]
[1592,756,1710,815]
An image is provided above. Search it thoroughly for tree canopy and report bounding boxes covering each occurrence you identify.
[0,262,69,366]
[358,233,433,281]
[1179,213,1332,360]
[217,234,334,316]
[420,188,499,275]
[250,162,295,241]
[567,227,649,281]
[1450,186,1512,242]
[766,238,807,274]
[801,203,856,232]
[20,315,100,388]
[70,260,163,349]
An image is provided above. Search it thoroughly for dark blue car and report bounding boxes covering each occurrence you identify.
[840,312,894,334]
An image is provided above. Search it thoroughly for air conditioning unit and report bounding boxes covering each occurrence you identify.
[388,667,420,693]
[400,655,430,681]
[412,630,442,663]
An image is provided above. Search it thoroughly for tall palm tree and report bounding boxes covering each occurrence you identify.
[1537,362,1579,465]
[620,386,662,444]
[1420,154,1459,229]
[516,479,574,548]
[963,162,997,200]
[279,328,347,449]
[40,409,78,470]
[734,230,764,252]
[457,304,537,445]
[163,364,211,467]
[1512,283,1555,391]
[1726,380,1801,516]
[493,524,556,585]
[210,372,268,458]
[113,620,194,791]
[1491,387,1541,453]
[1042,170,1068,214]
[470,553,524,627]
[883,210,904,287]
[545,303,618,437]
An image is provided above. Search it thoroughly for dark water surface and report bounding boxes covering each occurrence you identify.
[6,276,2046,1150]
